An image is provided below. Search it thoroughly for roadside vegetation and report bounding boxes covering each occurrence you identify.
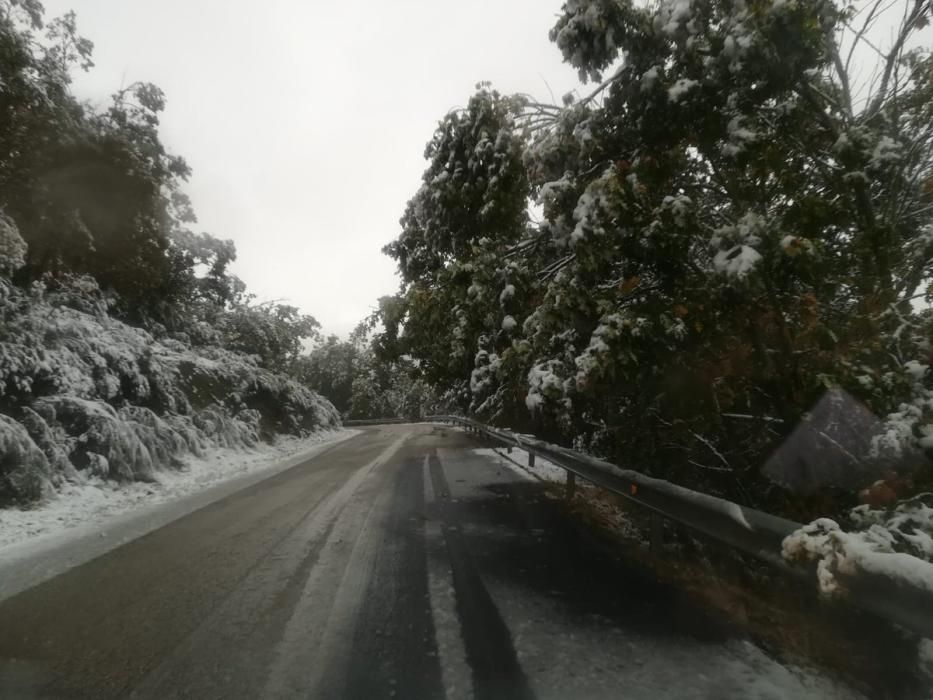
[371,0,933,535]
[2,0,931,600]
[0,1,338,506]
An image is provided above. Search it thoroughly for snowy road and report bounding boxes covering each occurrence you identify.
[0,424,858,699]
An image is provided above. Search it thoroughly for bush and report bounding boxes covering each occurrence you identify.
[0,274,339,505]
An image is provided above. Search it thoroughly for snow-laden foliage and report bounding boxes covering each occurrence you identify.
[0,212,26,277]
[378,0,933,514]
[783,494,933,596]
[384,85,529,285]
[0,4,340,508]
[0,414,53,503]
[292,327,438,421]
[0,275,338,506]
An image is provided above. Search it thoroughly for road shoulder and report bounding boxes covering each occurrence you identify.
[0,429,359,602]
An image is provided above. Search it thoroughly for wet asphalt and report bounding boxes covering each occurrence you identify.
[0,424,859,699]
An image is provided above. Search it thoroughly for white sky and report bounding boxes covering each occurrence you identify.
[38,1,929,335]
[42,0,582,337]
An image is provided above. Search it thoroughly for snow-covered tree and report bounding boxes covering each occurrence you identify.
[380,0,933,511]
[0,3,340,506]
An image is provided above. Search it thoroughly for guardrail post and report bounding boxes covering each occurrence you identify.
[528,453,535,468]
[565,471,576,500]
[650,513,663,554]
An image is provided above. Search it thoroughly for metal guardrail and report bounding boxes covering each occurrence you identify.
[344,418,412,426]
[414,414,933,639]
[426,415,799,568]
[337,414,933,636]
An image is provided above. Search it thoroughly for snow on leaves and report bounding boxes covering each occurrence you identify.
[667,78,699,103]
[0,414,54,504]
[381,0,933,524]
[710,212,768,278]
[0,213,26,278]
[784,495,933,597]
[549,0,629,83]
[0,275,339,506]
[526,360,570,413]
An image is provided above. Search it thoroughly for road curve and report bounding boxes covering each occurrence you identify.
[0,424,857,699]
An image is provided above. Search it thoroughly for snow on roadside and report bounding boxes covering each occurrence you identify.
[487,574,863,700]
[471,446,568,484]
[0,428,356,552]
[921,639,933,683]
[472,446,645,542]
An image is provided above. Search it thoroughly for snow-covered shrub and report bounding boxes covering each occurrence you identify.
[783,495,933,596]
[0,212,27,278]
[19,407,77,481]
[872,355,933,460]
[191,406,258,449]
[118,405,197,468]
[850,496,933,561]
[0,275,339,505]
[0,415,53,505]
[33,396,157,482]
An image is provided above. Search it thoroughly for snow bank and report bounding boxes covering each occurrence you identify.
[471,446,568,484]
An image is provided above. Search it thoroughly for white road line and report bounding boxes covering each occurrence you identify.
[423,455,475,700]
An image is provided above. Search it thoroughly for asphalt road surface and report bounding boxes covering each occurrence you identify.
[0,424,857,699]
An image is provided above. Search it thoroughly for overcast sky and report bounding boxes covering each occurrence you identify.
[42,0,582,337]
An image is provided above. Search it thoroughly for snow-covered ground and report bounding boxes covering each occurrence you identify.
[0,429,357,601]
[471,446,568,484]
[453,446,860,698]
[0,429,355,552]
[487,575,864,700]
[473,446,645,542]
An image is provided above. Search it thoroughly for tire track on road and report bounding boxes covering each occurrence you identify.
[428,451,535,700]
